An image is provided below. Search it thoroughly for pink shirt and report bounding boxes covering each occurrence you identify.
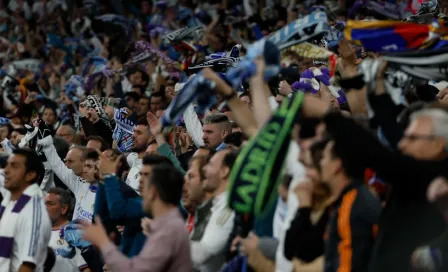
[101,209,192,272]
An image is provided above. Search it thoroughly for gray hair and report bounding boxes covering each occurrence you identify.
[411,108,448,151]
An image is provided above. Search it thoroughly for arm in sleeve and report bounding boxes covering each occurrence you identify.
[94,183,109,219]
[183,104,205,147]
[191,208,235,265]
[0,138,14,155]
[16,197,51,266]
[93,119,113,145]
[41,138,80,194]
[157,143,185,175]
[101,231,173,272]
[80,117,98,138]
[80,246,104,272]
[348,190,382,272]
[368,93,405,148]
[284,208,312,261]
[324,112,448,192]
[103,175,144,220]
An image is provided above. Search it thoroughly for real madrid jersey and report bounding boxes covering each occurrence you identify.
[49,228,88,272]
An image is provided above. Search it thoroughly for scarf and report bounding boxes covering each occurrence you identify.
[343,20,448,52]
[228,92,304,216]
[0,118,10,126]
[0,184,42,271]
[382,47,448,80]
[225,39,280,90]
[113,108,135,152]
[56,220,92,258]
[161,73,216,128]
[267,11,328,50]
[129,41,181,69]
[359,59,411,118]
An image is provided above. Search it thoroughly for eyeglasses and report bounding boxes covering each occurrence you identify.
[402,134,437,142]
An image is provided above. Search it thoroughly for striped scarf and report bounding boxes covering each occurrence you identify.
[0,184,42,271]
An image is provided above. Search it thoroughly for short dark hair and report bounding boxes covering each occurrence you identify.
[137,118,149,127]
[150,92,164,99]
[125,91,141,102]
[86,135,110,151]
[47,187,73,218]
[223,149,239,169]
[12,149,45,185]
[149,164,183,205]
[324,136,365,180]
[224,132,244,147]
[86,150,99,161]
[310,137,331,173]
[142,154,173,167]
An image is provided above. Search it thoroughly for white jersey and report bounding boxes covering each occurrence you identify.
[125,153,142,193]
[0,194,51,272]
[191,192,235,272]
[49,228,88,272]
[41,139,96,222]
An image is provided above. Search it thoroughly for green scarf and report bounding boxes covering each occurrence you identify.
[227,92,304,216]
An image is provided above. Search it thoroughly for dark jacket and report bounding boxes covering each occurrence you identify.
[324,112,447,272]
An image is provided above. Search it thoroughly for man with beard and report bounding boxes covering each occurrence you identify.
[202,114,232,151]
[126,120,152,193]
[190,149,236,271]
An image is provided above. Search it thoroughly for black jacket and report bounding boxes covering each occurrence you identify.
[324,112,447,272]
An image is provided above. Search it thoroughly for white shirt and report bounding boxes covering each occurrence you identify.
[276,141,306,272]
[0,196,51,272]
[125,153,142,193]
[49,228,88,272]
[191,192,235,272]
[42,141,96,222]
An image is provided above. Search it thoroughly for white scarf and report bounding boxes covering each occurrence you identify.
[0,183,42,271]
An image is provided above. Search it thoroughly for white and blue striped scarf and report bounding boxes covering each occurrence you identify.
[113,108,135,152]
[161,73,216,128]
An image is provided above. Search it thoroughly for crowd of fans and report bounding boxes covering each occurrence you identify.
[0,0,448,271]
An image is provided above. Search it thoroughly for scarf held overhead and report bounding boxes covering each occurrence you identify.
[228,92,304,216]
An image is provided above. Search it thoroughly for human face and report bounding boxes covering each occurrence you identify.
[45,193,67,225]
[146,143,158,154]
[10,131,23,146]
[83,159,97,183]
[319,141,340,186]
[65,149,84,176]
[203,151,227,193]
[137,98,150,117]
[181,185,194,213]
[132,125,150,153]
[184,160,205,204]
[43,108,57,125]
[56,126,74,145]
[129,71,144,86]
[4,154,33,192]
[150,96,162,114]
[203,123,224,149]
[87,140,102,150]
[0,126,9,141]
[126,97,138,112]
[398,117,444,160]
[138,165,152,193]
[303,149,320,183]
